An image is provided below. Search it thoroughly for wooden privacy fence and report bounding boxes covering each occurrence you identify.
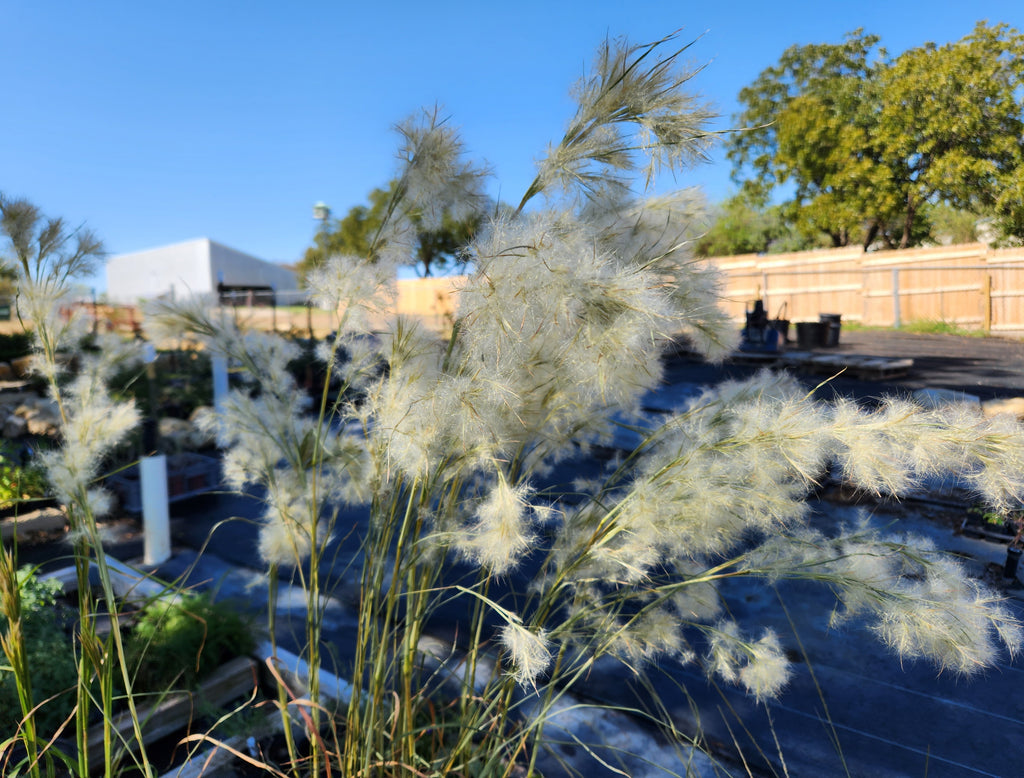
[51,244,1024,340]
[156,277,460,339]
[706,243,1024,335]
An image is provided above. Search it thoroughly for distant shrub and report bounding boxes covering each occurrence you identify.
[0,332,32,364]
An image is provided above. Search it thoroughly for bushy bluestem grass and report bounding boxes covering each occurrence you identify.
[5,31,1023,778]
[151,39,1024,778]
[0,194,157,777]
[148,32,1024,777]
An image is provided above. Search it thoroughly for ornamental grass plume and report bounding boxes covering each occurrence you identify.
[0,195,153,777]
[148,30,1024,778]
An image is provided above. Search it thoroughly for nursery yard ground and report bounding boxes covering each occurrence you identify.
[9,328,1024,777]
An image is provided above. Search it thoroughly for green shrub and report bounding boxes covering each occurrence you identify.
[0,444,49,509]
[125,591,255,692]
[0,568,78,739]
[0,332,33,364]
[109,349,213,420]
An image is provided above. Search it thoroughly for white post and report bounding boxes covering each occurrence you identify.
[140,342,170,565]
[212,356,229,413]
[141,454,170,565]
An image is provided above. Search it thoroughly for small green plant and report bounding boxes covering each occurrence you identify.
[125,591,256,692]
[0,564,78,741]
[2,191,154,777]
[0,444,49,510]
[967,502,1024,543]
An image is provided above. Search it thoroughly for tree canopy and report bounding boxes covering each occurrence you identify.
[298,182,486,285]
[728,22,1024,249]
[693,193,824,257]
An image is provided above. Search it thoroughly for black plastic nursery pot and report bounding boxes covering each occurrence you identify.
[795,321,824,350]
[818,313,842,347]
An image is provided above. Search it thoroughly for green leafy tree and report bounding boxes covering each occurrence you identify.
[876,22,1024,247]
[694,194,824,256]
[299,183,486,283]
[927,203,982,245]
[301,110,490,286]
[728,30,895,248]
[299,186,390,286]
[729,22,1024,249]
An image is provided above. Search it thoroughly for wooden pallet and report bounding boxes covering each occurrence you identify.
[847,357,915,380]
[781,352,914,380]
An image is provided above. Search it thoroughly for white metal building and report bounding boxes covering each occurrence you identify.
[105,238,296,303]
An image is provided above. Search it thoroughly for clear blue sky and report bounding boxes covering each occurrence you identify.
[2,1,1021,291]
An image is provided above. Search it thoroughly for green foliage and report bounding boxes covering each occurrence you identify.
[0,568,78,739]
[899,318,987,337]
[110,349,212,420]
[125,591,255,692]
[0,332,32,364]
[927,203,982,245]
[729,22,1024,249]
[298,186,391,285]
[298,181,485,284]
[694,193,824,256]
[0,444,49,510]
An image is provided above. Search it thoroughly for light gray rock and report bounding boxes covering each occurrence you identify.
[2,414,27,439]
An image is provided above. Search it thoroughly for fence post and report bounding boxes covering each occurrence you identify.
[892,268,901,328]
[984,273,993,334]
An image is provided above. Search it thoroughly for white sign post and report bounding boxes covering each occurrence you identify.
[140,342,171,565]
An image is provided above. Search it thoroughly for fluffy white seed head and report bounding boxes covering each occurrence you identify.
[456,477,538,575]
[706,621,791,701]
[499,622,551,688]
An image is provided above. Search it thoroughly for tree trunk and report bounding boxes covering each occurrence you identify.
[827,228,850,248]
[862,219,879,250]
[900,197,917,249]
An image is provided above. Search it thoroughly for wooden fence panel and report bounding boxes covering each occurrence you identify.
[861,245,988,327]
[989,249,1024,334]
[701,243,1024,336]
[58,245,1022,341]
[395,277,462,334]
